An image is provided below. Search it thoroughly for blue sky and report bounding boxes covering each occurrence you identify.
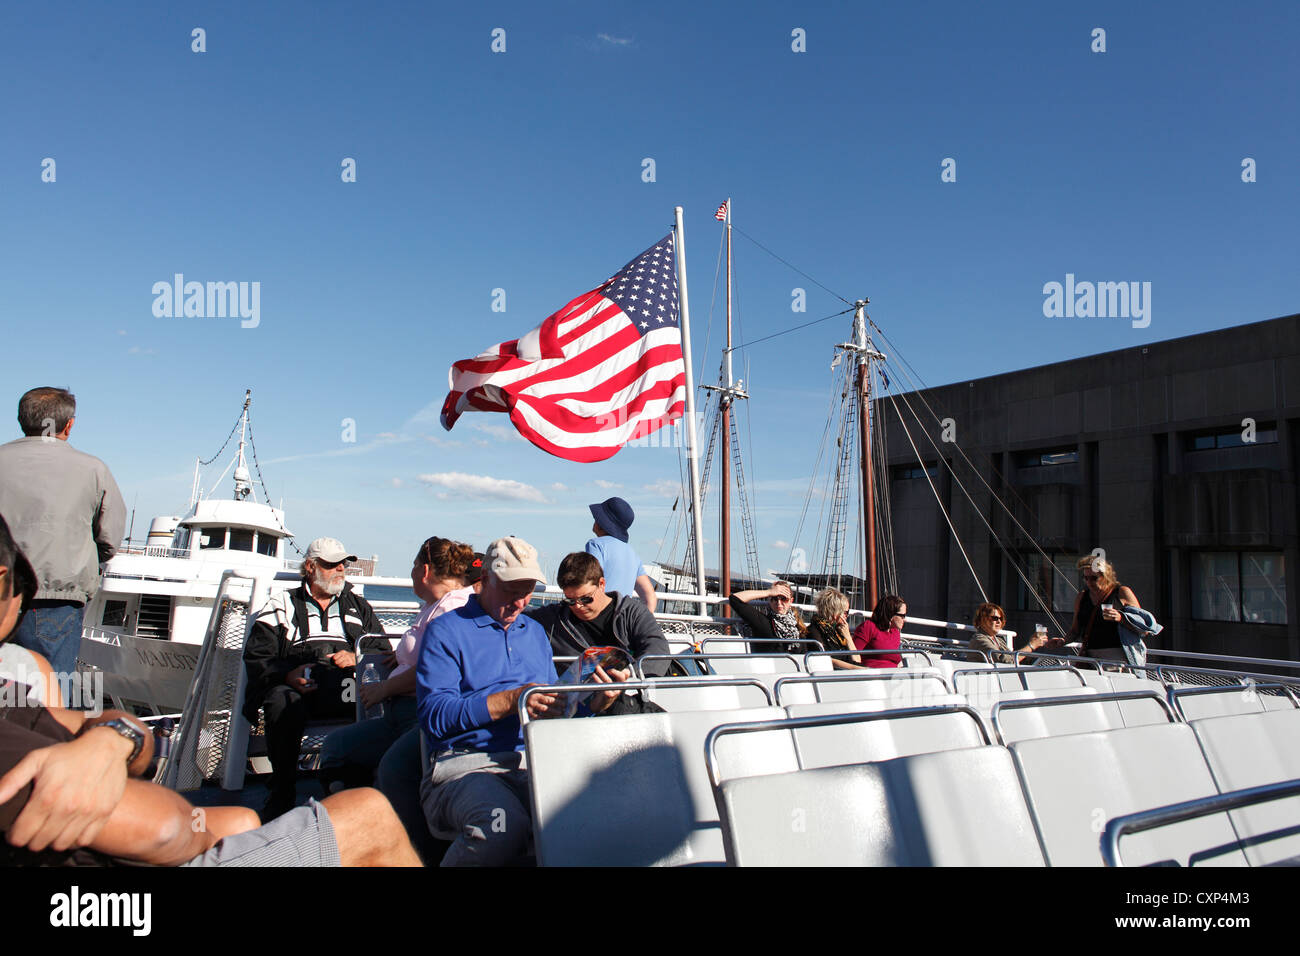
[2,2,1297,583]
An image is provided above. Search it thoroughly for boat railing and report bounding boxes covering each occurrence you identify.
[115,545,196,560]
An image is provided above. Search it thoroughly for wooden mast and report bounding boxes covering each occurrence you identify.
[720,203,733,598]
[850,300,881,610]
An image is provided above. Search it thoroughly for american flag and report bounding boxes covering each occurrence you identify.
[440,234,686,463]
[714,200,729,221]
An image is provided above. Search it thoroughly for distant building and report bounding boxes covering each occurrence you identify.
[879,313,1298,662]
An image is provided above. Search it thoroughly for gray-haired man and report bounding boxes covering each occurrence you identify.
[0,387,125,682]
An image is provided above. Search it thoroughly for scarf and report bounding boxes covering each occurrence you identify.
[769,608,801,640]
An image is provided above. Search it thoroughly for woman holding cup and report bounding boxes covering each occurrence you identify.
[1068,555,1142,662]
[967,602,1059,664]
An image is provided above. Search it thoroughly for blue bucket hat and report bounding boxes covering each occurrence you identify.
[589,496,635,543]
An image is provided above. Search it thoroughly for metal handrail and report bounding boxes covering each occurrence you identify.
[1101,778,1300,867]
[700,636,826,652]
[1166,682,1300,721]
[951,664,1086,693]
[703,703,992,792]
[989,689,1176,745]
[634,652,802,679]
[1145,647,1300,673]
[517,676,774,724]
[773,669,955,704]
[803,648,936,669]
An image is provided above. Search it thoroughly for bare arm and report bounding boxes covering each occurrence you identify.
[634,575,658,613]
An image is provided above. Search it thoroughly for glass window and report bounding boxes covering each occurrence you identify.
[229,529,254,552]
[199,527,226,550]
[1015,447,1078,468]
[1017,553,1082,613]
[1191,551,1286,624]
[1186,425,1278,451]
[1242,552,1287,624]
[895,463,938,480]
[256,534,278,557]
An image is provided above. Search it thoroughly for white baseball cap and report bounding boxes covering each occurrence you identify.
[485,536,546,585]
[305,537,357,564]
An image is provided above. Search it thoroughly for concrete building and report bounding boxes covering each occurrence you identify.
[880,313,1298,663]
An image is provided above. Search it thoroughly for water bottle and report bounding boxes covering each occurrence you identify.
[361,663,385,719]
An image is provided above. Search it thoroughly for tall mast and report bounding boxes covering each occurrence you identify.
[233,389,253,501]
[720,200,733,598]
[837,300,884,610]
[673,207,708,608]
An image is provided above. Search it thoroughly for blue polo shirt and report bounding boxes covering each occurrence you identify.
[416,593,558,754]
[585,535,645,599]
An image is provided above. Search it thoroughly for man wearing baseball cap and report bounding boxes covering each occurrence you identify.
[243,536,388,821]
[585,496,657,612]
[416,535,624,865]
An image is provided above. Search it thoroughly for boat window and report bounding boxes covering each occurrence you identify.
[229,529,254,552]
[101,600,127,628]
[200,527,227,550]
[257,534,279,557]
[172,527,192,552]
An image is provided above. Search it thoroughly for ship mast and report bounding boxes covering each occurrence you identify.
[836,300,885,609]
[233,389,253,501]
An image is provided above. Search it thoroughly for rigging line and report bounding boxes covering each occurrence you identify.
[885,392,987,602]
[871,331,1080,599]
[244,419,303,557]
[729,306,855,353]
[198,412,244,467]
[699,226,727,388]
[805,368,846,583]
[729,224,853,305]
[869,320,1060,541]
[887,386,1067,632]
[787,364,841,574]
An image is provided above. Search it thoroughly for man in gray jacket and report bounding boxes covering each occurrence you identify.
[0,387,125,680]
[526,551,672,677]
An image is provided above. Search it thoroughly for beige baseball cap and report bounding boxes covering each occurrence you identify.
[485,536,545,585]
[305,537,358,564]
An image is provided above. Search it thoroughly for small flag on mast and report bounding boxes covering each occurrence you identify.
[441,235,686,463]
[714,200,729,222]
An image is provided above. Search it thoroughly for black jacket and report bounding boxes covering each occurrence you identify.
[525,593,672,677]
[242,582,388,719]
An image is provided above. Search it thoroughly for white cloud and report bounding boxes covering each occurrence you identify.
[597,32,633,46]
[127,345,157,355]
[389,478,404,488]
[423,434,463,448]
[772,540,790,550]
[550,482,570,493]
[469,422,524,443]
[594,479,622,489]
[641,478,679,498]
[375,432,398,441]
[416,471,548,503]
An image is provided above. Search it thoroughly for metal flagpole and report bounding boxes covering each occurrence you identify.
[675,206,708,609]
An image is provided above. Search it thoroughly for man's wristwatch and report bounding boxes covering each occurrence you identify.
[94,718,149,765]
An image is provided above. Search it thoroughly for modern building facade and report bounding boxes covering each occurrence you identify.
[879,313,1298,663]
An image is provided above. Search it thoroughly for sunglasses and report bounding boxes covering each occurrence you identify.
[988,615,1004,622]
[316,559,347,570]
[561,594,596,607]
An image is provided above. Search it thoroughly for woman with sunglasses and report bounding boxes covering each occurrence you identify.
[728,581,807,653]
[967,602,1058,664]
[1068,555,1141,662]
[851,595,907,668]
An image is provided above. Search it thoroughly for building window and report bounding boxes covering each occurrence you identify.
[895,463,938,480]
[1186,424,1278,451]
[1015,447,1079,468]
[1016,553,1083,613]
[1191,551,1287,624]
[199,527,227,550]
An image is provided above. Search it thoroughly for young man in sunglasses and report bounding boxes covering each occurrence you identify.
[243,537,388,820]
[526,551,672,677]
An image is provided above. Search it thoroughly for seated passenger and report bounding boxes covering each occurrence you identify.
[242,537,388,821]
[417,536,627,866]
[0,514,419,867]
[319,538,478,795]
[805,588,862,668]
[526,551,672,680]
[727,581,806,652]
[968,602,1058,664]
[851,595,907,668]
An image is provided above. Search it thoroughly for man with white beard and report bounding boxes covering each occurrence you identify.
[243,538,387,820]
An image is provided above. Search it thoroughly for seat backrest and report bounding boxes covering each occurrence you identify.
[643,677,772,711]
[1172,685,1279,722]
[526,705,794,866]
[1011,723,1247,867]
[1190,709,1300,866]
[774,671,950,707]
[708,654,802,676]
[717,746,1045,866]
[993,687,1116,742]
[783,698,981,769]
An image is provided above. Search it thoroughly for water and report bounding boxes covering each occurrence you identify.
[362,583,419,604]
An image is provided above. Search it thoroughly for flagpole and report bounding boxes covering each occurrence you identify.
[674,205,708,610]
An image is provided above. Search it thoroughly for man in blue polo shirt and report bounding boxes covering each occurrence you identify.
[416,535,625,866]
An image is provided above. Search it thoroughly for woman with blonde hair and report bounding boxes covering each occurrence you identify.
[968,602,1057,664]
[1068,554,1142,661]
[806,588,862,668]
